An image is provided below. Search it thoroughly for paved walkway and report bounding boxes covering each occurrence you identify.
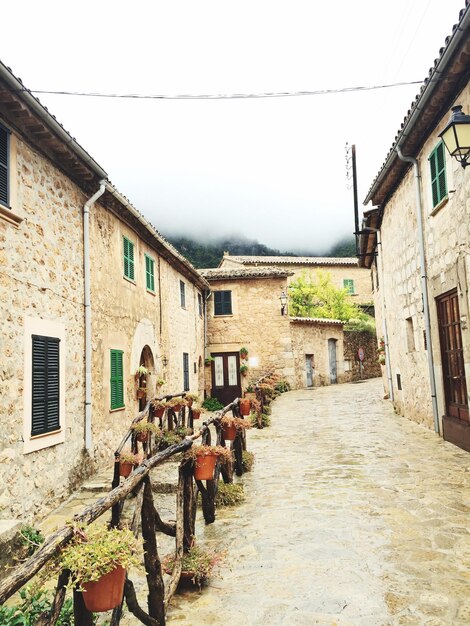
[167,379,470,625]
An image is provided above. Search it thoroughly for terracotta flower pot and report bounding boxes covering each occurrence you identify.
[239,399,251,416]
[222,424,237,441]
[136,389,146,399]
[186,398,194,407]
[192,409,201,420]
[193,453,218,480]
[172,403,182,413]
[119,462,134,478]
[82,565,126,612]
[136,431,148,443]
[154,406,165,418]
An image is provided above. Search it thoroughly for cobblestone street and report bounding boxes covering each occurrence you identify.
[167,378,470,625]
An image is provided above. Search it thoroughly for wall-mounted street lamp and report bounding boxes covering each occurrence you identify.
[439,105,470,168]
[280,291,288,316]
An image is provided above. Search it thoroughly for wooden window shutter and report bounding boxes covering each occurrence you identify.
[180,281,186,308]
[145,255,155,292]
[31,335,60,436]
[0,125,9,206]
[183,353,190,391]
[123,237,135,281]
[110,349,124,409]
[429,142,447,208]
[214,290,232,315]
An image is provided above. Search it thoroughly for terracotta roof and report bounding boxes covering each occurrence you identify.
[289,317,344,326]
[199,267,293,281]
[221,255,358,266]
[364,2,470,207]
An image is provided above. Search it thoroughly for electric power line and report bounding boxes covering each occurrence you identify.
[22,79,425,101]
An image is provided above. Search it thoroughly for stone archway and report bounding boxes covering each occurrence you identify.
[137,345,155,410]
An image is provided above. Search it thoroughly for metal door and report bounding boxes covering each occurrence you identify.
[328,339,337,384]
[211,352,242,406]
[305,354,314,387]
[437,290,469,421]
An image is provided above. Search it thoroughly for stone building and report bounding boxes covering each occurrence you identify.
[219,254,373,307]
[200,267,352,402]
[359,3,470,452]
[0,60,207,523]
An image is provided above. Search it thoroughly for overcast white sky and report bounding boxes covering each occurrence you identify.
[1,0,464,252]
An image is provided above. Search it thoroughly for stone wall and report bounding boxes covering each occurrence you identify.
[205,276,295,392]
[0,132,90,521]
[89,204,205,465]
[343,331,382,382]
[373,84,470,431]
[289,320,345,387]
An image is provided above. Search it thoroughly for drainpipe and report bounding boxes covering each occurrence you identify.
[84,181,106,450]
[204,289,212,358]
[396,147,440,434]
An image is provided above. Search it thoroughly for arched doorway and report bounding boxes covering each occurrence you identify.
[137,345,155,411]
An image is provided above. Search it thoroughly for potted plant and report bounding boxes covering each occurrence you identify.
[240,364,248,377]
[130,420,160,442]
[119,451,142,477]
[156,377,166,387]
[162,545,222,587]
[136,386,147,399]
[204,356,214,366]
[240,347,248,360]
[191,406,205,420]
[184,445,232,480]
[151,399,167,418]
[185,393,200,407]
[168,397,184,413]
[239,398,251,416]
[244,385,257,401]
[59,525,140,612]
[220,415,251,441]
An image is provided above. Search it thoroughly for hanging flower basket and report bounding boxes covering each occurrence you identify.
[136,388,146,399]
[239,398,251,416]
[119,452,141,477]
[222,424,237,441]
[192,408,202,420]
[82,565,126,612]
[194,453,218,480]
[119,462,134,478]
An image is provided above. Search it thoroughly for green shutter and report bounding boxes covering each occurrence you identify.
[214,290,232,315]
[429,142,447,208]
[110,349,124,409]
[31,335,60,436]
[343,279,354,294]
[145,254,155,292]
[0,124,9,206]
[123,237,135,281]
[183,353,190,391]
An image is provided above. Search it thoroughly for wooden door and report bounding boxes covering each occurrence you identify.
[211,352,242,406]
[305,354,314,388]
[328,339,337,384]
[437,290,469,421]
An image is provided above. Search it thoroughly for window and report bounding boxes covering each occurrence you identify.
[180,281,186,308]
[123,237,135,281]
[183,353,190,391]
[198,292,203,317]
[343,279,355,294]
[110,349,124,410]
[406,317,415,352]
[145,254,155,292]
[0,124,9,207]
[214,290,232,315]
[429,142,447,208]
[31,335,60,436]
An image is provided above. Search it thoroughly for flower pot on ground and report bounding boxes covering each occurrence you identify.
[239,398,251,416]
[59,525,140,612]
[184,445,232,480]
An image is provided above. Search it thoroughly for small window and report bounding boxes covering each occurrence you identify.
[198,292,203,317]
[31,335,60,436]
[145,254,155,293]
[110,349,124,410]
[214,290,232,315]
[343,279,355,294]
[123,237,135,281]
[0,124,9,207]
[180,281,186,308]
[406,317,415,352]
[429,142,447,208]
[396,373,402,391]
[183,353,190,391]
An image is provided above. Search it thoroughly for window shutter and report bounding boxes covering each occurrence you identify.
[429,142,447,208]
[145,255,155,292]
[214,290,232,315]
[110,350,124,409]
[180,281,186,308]
[0,125,9,206]
[31,335,60,436]
[123,237,135,280]
[183,353,190,391]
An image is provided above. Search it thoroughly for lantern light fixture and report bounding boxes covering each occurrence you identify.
[280,291,288,316]
[438,105,470,168]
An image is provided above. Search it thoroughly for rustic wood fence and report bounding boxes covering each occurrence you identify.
[0,390,251,626]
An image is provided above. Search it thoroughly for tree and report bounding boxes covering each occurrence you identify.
[288,270,375,332]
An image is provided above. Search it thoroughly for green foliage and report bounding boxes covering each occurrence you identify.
[329,236,356,257]
[19,525,45,557]
[288,270,375,332]
[249,412,271,428]
[242,450,255,472]
[201,397,224,411]
[162,545,222,586]
[215,483,245,506]
[59,525,140,589]
[158,428,191,450]
[274,379,291,393]
[0,587,74,626]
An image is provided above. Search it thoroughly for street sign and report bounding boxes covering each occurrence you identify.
[358,347,365,362]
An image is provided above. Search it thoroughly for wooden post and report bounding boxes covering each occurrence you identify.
[182,463,196,551]
[141,477,165,625]
[73,589,94,626]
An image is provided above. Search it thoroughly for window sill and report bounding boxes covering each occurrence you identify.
[0,203,23,227]
[110,406,125,413]
[430,196,449,216]
[214,314,233,318]
[147,289,156,296]
[123,275,136,285]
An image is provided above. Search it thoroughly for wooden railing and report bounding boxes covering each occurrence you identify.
[0,391,250,626]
